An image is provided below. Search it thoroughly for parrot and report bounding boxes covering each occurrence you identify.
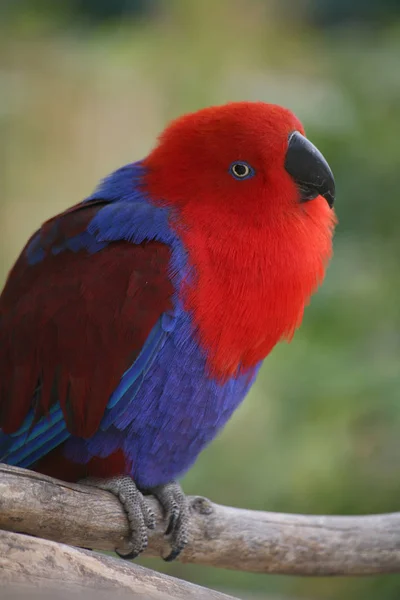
[0,102,336,561]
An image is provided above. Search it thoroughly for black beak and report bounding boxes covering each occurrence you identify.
[284,131,335,208]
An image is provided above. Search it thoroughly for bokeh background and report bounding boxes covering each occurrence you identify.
[1,1,400,598]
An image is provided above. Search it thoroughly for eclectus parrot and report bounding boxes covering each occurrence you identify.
[0,102,336,560]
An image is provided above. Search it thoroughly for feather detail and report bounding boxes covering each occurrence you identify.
[0,184,174,466]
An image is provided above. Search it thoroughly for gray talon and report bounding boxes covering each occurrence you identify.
[81,475,155,559]
[151,480,190,561]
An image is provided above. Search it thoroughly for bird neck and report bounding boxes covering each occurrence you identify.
[171,204,333,381]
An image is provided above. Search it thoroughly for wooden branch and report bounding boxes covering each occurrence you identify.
[1,464,400,577]
[0,529,235,599]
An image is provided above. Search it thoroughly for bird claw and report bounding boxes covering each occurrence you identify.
[150,480,190,562]
[81,476,189,561]
[80,475,156,559]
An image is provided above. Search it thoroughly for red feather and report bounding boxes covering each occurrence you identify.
[0,202,173,437]
[143,102,337,379]
[33,445,129,482]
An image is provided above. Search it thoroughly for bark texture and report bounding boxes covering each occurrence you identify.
[1,464,399,577]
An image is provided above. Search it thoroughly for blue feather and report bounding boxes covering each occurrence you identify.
[5,418,69,466]
[106,317,167,411]
[18,429,71,469]
[9,403,63,438]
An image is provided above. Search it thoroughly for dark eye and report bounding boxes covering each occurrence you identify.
[229,161,255,180]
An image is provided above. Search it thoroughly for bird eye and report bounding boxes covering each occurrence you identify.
[229,161,255,180]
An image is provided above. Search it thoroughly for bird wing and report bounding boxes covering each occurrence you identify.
[0,199,174,466]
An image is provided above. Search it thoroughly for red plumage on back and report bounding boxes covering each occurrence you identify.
[0,202,173,436]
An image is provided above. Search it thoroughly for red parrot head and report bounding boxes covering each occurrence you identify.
[144,102,337,378]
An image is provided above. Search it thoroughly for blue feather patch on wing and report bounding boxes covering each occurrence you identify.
[12,425,70,469]
[9,403,63,438]
[0,407,67,465]
[0,314,174,467]
[101,314,173,428]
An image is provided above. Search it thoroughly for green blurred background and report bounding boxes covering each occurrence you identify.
[1,1,400,598]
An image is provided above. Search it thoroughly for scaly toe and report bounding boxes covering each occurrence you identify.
[80,475,154,560]
[151,481,190,561]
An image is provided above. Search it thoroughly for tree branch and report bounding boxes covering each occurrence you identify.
[1,464,400,577]
[0,530,235,599]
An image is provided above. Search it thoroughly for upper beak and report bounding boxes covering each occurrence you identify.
[284,131,335,208]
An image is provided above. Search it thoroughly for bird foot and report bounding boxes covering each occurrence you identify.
[149,480,190,562]
[81,475,156,559]
[81,476,190,561]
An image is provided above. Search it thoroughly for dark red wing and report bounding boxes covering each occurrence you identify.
[0,201,173,437]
